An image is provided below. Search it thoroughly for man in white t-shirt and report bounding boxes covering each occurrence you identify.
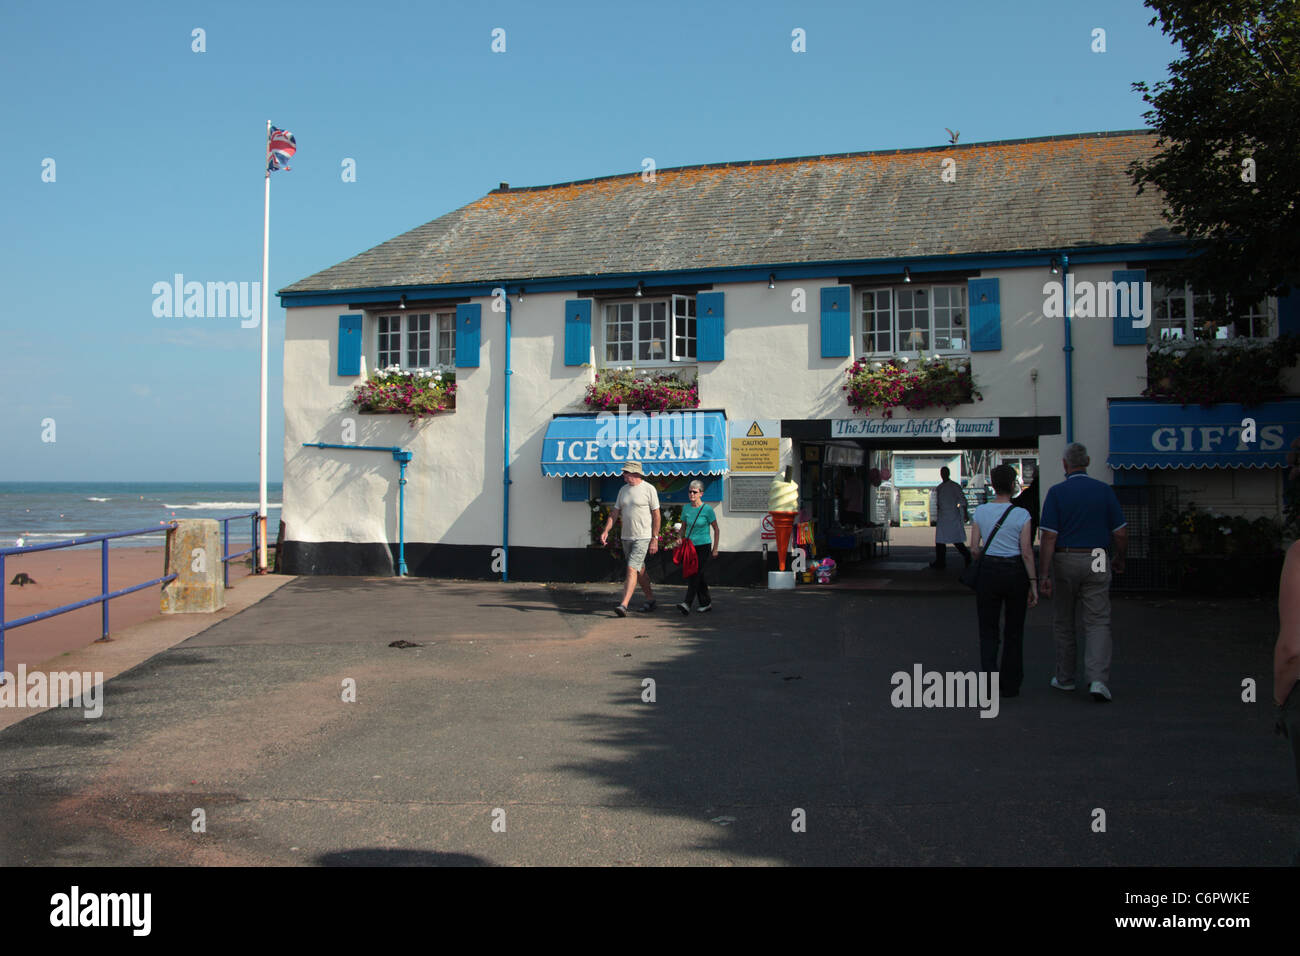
[599,461,662,617]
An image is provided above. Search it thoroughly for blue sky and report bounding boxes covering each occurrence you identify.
[1,0,1178,481]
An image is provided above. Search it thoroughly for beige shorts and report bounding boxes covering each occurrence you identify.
[623,538,651,571]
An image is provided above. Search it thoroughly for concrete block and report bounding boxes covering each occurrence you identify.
[161,519,226,613]
[767,570,796,590]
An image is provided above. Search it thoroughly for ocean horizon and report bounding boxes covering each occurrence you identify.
[0,481,283,549]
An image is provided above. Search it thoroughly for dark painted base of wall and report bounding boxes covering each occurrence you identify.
[280,541,771,586]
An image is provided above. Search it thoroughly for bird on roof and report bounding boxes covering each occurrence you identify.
[10,572,37,587]
[946,128,960,144]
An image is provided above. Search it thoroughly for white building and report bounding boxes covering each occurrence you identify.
[278,130,1300,583]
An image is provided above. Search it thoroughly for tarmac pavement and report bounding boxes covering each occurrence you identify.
[0,573,1295,866]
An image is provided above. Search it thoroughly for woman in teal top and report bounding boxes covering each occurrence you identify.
[677,480,720,614]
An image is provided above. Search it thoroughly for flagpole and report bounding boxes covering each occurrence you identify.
[258,119,271,573]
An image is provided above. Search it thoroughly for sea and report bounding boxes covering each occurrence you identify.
[0,482,283,549]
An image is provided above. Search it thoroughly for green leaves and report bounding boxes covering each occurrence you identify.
[1129,0,1300,314]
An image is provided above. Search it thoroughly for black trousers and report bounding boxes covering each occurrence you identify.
[684,546,712,606]
[974,556,1029,695]
[933,542,971,567]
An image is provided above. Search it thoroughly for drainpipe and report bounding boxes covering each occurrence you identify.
[503,290,513,582]
[1061,254,1075,444]
[301,442,412,576]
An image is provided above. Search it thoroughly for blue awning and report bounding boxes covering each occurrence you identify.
[541,412,729,477]
[1107,399,1300,469]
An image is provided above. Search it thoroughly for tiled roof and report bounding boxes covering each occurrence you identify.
[282,130,1173,294]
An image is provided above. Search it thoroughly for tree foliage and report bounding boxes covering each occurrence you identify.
[1129,0,1299,318]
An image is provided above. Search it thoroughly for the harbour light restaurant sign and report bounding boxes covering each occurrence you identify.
[831,417,999,439]
[1107,399,1300,470]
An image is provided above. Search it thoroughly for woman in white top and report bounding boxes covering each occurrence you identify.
[968,464,1038,697]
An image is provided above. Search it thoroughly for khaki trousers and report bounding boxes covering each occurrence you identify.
[1052,552,1113,686]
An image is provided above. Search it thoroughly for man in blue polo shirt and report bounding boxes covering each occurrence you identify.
[1038,442,1128,702]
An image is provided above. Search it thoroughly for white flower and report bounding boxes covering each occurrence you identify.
[959,364,968,373]
[899,356,909,364]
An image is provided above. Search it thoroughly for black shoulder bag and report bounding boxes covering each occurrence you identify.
[959,505,1014,590]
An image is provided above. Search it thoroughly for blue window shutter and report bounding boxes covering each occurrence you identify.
[456,303,481,368]
[1278,287,1300,338]
[561,476,589,501]
[1112,269,1148,345]
[968,278,1001,351]
[697,292,725,361]
[338,314,362,376]
[820,286,850,358]
[564,299,592,366]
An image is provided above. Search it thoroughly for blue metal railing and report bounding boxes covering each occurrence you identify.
[220,511,263,588]
[0,525,180,675]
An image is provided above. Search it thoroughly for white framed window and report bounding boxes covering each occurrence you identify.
[1151,283,1275,342]
[859,284,968,355]
[862,289,892,353]
[671,294,696,361]
[378,314,404,367]
[376,312,456,369]
[436,312,456,366]
[406,313,431,367]
[602,296,696,367]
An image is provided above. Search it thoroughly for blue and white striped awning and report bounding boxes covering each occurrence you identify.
[1107,399,1300,469]
[540,412,729,477]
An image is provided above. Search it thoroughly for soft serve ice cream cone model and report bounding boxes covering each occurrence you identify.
[768,467,800,572]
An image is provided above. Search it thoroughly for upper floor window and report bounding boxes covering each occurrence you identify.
[860,285,968,355]
[602,295,695,366]
[1150,284,1275,342]
[377,312,456,368]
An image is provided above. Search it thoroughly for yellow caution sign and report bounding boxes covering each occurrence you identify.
[729,419,780,473]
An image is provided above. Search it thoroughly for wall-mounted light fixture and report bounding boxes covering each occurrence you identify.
[399,294,407,309]
[768,273,776,289]
[518,287,525,303]
[903,268,912,283]
[635,281,644,297]
[1050,256,1060,275]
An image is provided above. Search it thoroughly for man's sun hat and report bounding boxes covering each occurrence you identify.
[621,461,644,475]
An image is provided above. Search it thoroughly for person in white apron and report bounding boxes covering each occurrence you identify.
[930,466,972,569]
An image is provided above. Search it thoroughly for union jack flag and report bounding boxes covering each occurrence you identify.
[268,126,296,173]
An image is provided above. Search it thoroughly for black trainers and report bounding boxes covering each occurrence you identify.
[697,602,712,612]
[637,601,657,612]
[614,605,628,617]
[677,602,690,615]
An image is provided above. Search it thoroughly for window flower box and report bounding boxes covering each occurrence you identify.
[351,365,456,425]
[585,367,699,412]
[1143,336,1300,407]
[842,355,981,417]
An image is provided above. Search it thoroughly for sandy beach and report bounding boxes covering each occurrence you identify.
[2,545,258,672]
